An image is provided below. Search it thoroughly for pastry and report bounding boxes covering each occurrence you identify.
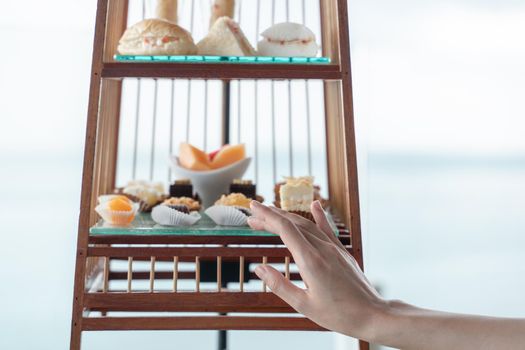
[156,0,178,23]
[274,181,327,209]
[163,196,201,211]
[151,204,201,226]
[229,179,256,199]
[165,204,190,214]
[278,176,315,221]
[120,180,166,211]
[95,196,139,226]
[118,19,197,55]
[169,179,193,198]
[209,0,235,28]
[178,143,246,171]
[197,17,256,56]
[258,22,318,57]
[215,192,252,209]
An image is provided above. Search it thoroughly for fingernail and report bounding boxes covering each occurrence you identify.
[250,200,261,209]
[314,200,322,209]
[255,265,267,278]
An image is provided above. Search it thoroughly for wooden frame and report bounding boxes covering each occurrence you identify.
[70,0,367,349]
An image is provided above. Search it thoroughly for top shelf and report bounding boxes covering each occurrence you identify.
[102,55,342,80]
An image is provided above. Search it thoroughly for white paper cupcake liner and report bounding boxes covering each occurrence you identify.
[95,203,139,226]
[151,205,201,227]
[205,205,251,226]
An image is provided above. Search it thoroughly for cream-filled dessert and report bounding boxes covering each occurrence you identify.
[121,180,166,211]
[118,19,197,55]
[279,176,314,215]
[197,17,256,56]
[258,22,318,57]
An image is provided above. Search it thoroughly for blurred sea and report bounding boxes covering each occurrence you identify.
[1,152,524,349]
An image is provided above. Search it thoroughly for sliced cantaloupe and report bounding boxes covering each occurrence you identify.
[210,144,245,169]
[179,143,211,171]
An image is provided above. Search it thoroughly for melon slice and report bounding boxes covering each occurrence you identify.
[179,143,211,171]
[210,144,245,169]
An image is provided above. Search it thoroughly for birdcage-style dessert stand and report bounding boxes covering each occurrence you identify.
[70,0,365,349]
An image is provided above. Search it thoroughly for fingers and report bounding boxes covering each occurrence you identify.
[249,201,312,257]
[268,206,332,245]
[311,201,345,249]
[255,264,308,314]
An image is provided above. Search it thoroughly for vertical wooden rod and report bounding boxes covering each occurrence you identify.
[203,80,209,150]
[149,256,156,293]
[173,256,179,292]
[149,79,158,181]
[239,256,244,292]
[103,257,109,293]
[217,256,222,292]
[168,79,175,182]
[127,257,133,292]
[195,256,201,292]
[285,256,290,280]
[262,256,268,292]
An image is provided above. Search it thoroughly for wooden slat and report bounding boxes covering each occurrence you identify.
[195,256,200,292]
[89,234,351,246]
[108,271,303,282]
[103,0,128,62]
[82,316,324,331]
[101,62,342,80]
[70,0,110,347]
[90,246,293,258]
[84,292,294,313]
[126,257,132,292]
[172,256,178,292]
[149,257,156,292]
[89,246,353,260]
[239,256,244,292]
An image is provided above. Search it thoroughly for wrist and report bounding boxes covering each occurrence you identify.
[363,299,413,346]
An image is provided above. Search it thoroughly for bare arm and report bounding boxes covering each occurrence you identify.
[248,200,525,349]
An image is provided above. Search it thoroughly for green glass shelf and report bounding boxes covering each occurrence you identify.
[114,54,331,64]
[90,212,338,237]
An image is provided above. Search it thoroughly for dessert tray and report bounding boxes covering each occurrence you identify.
[114,54,331,64]
[90,211,339,237]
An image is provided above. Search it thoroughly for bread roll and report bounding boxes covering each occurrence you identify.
[209,0,235,28]
[156,0,178,23]
[118,19,197,55]
[258,22,318,57]
[198,17,255,56]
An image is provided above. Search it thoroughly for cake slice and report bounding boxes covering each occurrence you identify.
[197,17,256,56]
[279,176,315,220]
[230,179,256,199]
[169,179,193,198]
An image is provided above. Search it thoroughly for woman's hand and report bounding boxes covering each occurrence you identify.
[248,201,525,349]
[248,200,387,340]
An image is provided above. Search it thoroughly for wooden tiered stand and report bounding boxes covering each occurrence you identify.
[70,0,365,349]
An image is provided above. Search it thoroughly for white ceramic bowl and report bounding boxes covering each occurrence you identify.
[170,157,251,208]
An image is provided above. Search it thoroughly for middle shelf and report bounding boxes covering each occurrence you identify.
[101,62,343,80]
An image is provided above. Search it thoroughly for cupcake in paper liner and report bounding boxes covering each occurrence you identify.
[95,196,139,226]
[151,204,201,227]
[115,180,167,212]
[205,205,251,226]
